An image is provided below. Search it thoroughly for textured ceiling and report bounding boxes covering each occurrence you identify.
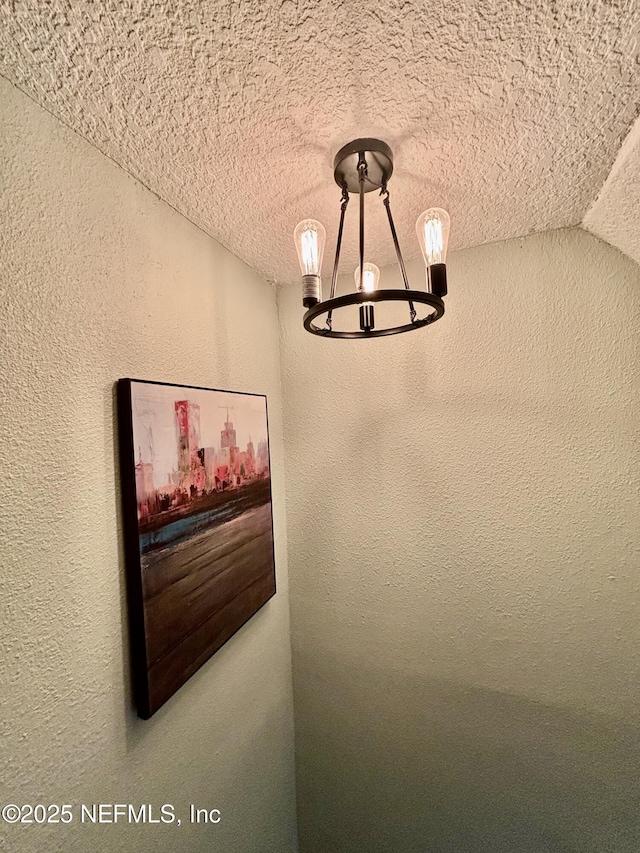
[1,1,640,284]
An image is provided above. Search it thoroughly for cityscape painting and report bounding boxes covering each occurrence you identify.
[117,378,276,718]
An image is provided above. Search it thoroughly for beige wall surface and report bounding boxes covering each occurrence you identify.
[0,78,297,853]
[278,228,640,852]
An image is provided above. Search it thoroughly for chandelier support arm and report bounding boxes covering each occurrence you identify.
[358,155,367,293]
[382,188,417,323]
[329,186,350,301]
[325,185,350,331]
[358,154,375,331]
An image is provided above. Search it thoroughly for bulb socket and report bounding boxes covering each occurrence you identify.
[359,304,375,331]
[428,263,447,298]
[302,274,321,308]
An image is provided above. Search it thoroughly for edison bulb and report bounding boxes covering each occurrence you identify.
[353,262,380,332]
[294,220,326,275]
[415,208,450,298]
[415,208,450,267]
[294,219,326,308]
[354,262,380,295]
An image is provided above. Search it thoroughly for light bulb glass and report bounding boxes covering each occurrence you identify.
[293,219,326,276]
[415,208,450,267]
[354,262,380,294]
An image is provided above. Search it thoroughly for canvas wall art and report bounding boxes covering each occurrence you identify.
[117,379,276,718]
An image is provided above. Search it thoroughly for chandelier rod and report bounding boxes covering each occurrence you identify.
[358,153,367,295]
[381,185,416,323]
[325,185,350,331]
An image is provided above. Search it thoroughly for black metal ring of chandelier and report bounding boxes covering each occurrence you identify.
[303,289,444,338]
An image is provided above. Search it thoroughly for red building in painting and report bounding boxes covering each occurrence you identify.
[175,400,206,495]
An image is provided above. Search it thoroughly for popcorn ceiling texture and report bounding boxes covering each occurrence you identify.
[0,78,298,853]
[1,1,639,284]
[278,230,640,851]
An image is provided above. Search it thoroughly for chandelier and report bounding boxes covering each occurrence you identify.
[294,139,450,338]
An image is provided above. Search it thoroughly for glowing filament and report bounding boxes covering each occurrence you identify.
[354,262,380,295]
[424,216,444,265]
[300,229,320,274]
[416,207,450,269]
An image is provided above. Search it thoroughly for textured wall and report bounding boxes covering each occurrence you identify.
[0,78,297,853]
[278,228,640,852]
[1,1,639,284]
[584,114,640,268]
